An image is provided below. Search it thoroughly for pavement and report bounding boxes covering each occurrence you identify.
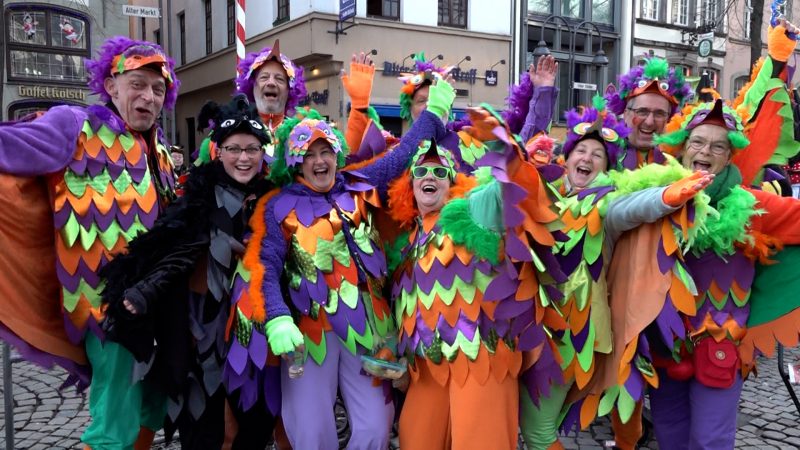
[1,346,799,449]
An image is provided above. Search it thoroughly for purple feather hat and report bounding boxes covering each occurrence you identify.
[86,36,180,110]
[235,39,307,116]
[563,94,630,166]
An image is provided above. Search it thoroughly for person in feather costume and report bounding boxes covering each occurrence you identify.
[519,96,713,450]
[384,104,567,450]
[638,85,800,447]
[99,95,278,449]
[0,36,178,449]
[194,39,306,165]
[244,75,456,449]
[604,56,693,172]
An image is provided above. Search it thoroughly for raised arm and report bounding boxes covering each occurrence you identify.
[342,53,376,152]
[520,56,559,143]
[358,80,454,197]
[0,105,86,176]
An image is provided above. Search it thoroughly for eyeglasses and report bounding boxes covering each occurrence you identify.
[686,137,730,155]
[412,165,450,180]
[221,145,263,157]
[626,107,669,122]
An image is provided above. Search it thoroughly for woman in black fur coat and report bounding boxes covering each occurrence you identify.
[100,95,277,449]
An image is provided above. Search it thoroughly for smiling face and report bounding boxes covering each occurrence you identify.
[410,84,430,122]
[253,61,289,114]
[565,138,608,191]
[681,124,731,175]
[301,139,338,191]
[218,132,264,184]
[104,68,166,132]
[623,93,671,150]
[412,161,452,216]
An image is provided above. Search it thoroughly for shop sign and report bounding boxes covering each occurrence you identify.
[485,70,498,86]
[18,85,87,101]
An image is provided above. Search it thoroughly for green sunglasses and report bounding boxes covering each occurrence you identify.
[412,165,451,180]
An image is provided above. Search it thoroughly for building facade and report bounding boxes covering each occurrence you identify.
[632,0,800,100]
[525,0,631,130]
[160,0,515,154]
[1,0,129,120]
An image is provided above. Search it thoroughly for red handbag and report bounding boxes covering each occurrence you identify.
[692,338,738,389]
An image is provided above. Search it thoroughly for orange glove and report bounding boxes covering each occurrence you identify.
[768,24,797,62]
[341,62,375,110]
[463,107,501,142]
[662,171,714,207]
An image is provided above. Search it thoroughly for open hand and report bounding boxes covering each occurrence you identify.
[529,55,558,88]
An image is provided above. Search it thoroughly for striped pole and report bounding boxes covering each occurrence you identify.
[235,0,246,78]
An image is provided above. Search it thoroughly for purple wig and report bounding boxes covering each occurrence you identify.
[605,56,693,116]
[86,36,180,110]
[563,95,630,166]
[235,46,307,116]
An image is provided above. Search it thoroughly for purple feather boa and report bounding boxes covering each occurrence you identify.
[501,73,534,133]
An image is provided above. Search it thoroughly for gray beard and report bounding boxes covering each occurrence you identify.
[255,95,283,115]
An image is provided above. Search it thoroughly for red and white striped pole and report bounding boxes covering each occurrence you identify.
[235,0,246,79]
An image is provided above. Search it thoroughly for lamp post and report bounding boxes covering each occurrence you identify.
[400,53,415,70]
[490,59,506,70]
[428,54,444,63]
[532,15,609,110]
[455,55,471,67]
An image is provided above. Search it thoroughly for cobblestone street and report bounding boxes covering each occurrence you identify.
[0,347,798,449]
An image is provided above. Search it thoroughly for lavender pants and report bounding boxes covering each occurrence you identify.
[280,332,394,450]
[649,369,744,450]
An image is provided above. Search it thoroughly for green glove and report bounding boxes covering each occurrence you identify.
[265,316,304,355]
[426,80,456,119]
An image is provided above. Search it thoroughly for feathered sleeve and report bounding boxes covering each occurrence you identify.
[0,105,85,176]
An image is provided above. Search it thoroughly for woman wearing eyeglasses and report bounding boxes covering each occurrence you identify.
[99,95,278,449]
[383,105,565,450]
[517,95,713,450]
[244,77,455,450]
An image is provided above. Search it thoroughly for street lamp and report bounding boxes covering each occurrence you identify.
[428,54,444,63]
[400,53,415,70]
[455,55,471,67]
[574,20,608,67]
[532,14,572,58]
[490,59,506,70]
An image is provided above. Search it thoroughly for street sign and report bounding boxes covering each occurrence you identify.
[573,82,597,91]
[697,31,715,42]
[698,39,713,57]
[122,5,161,18]
[340,0,356,21]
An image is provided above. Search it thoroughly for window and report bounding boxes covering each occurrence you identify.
[640,0,659,20]
[592,0,612,23]
[704,69,719,89]
[277,0,290,23]
[140,17,146,41]
[178,12,186,65]
[562,0,584,18]
[732,75,748,98]
[6,8,89,84]
[700,0,723,29]
[205,0,212,55]
[9,100,80,120]
[227,0,235,46]
[438,0,468,28]
[673,64,692,77]
[672,0,689,26]
[528,0,551,15]
[368,0,400,19]
[154,28,161,46]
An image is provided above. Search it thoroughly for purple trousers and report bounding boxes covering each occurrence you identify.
[649,369,743,450]
[280,332,394,450]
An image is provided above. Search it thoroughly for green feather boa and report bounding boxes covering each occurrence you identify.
[438,198,501,265]
[691,185,760,257]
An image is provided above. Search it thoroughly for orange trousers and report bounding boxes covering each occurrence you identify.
[399,359,519,450]
[610,399,643,450]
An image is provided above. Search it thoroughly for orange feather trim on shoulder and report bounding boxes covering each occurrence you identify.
[387,171,478,230]
[244,188,281,323]
[737,230,784,265]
